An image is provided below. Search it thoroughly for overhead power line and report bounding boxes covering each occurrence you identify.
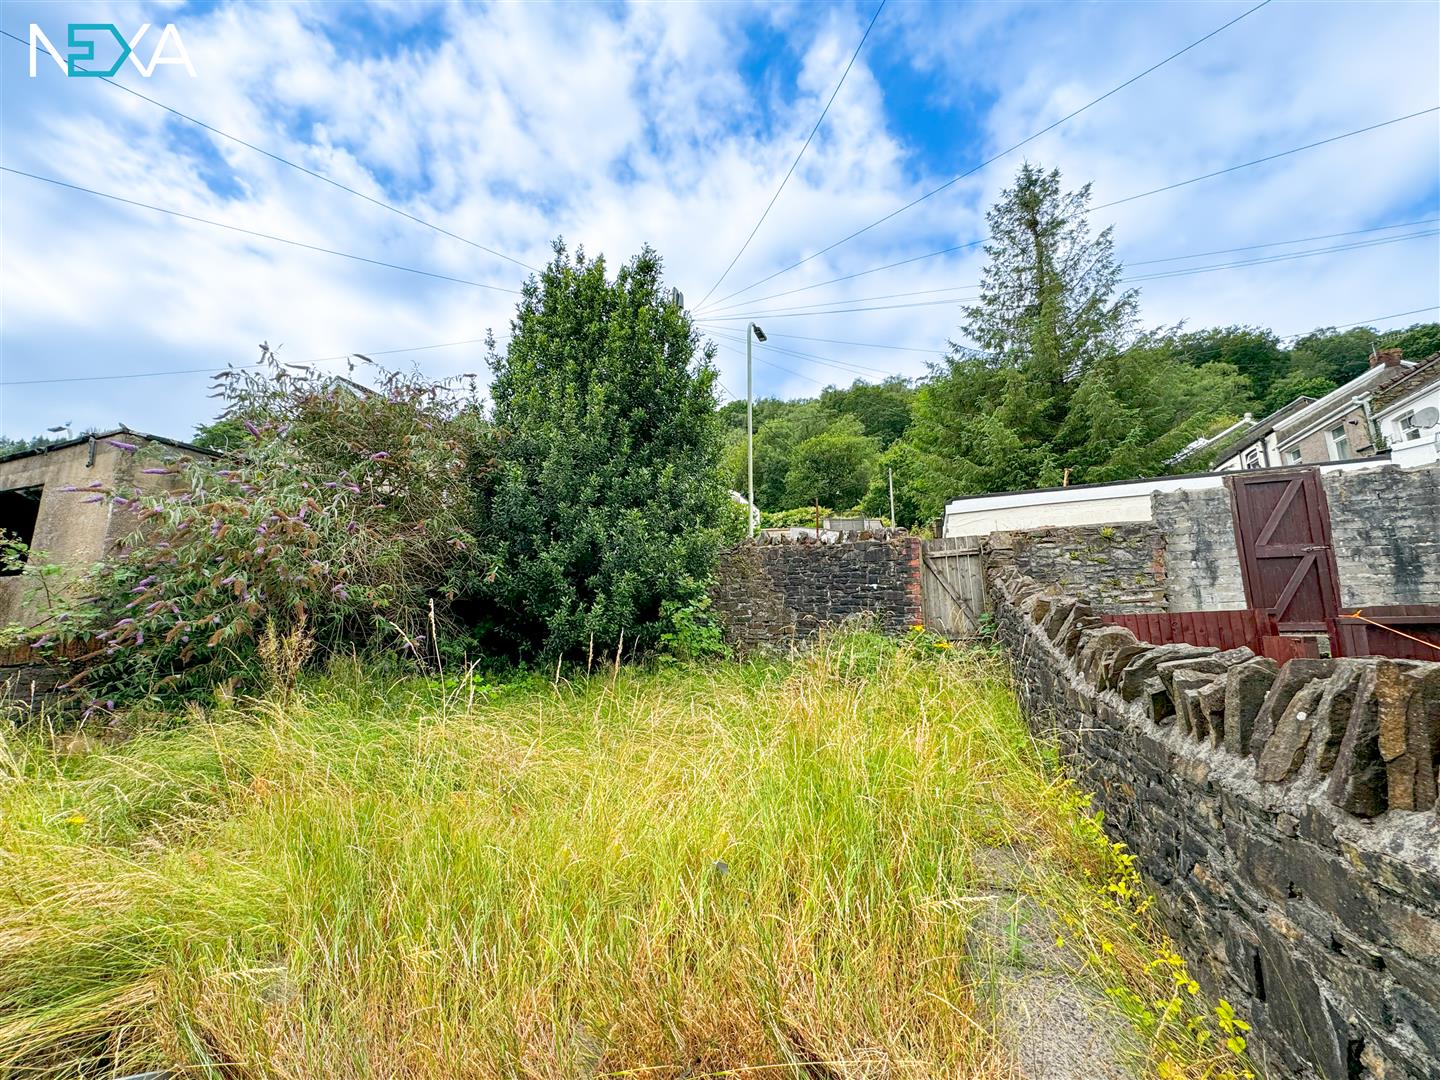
[697,212,1439,321]
[0,28,538,275]
[1126,217,1440,267]
[701,216,1440,315]
[1124,229,1437,283]
[0,337,493,387]
[694,0,887,308]
[704,325,893,379]
[1278,305,1440,340]
[740,333,942,355]
[698,0,1275,312]
[1,167,522,294]
[1092,106,1440,211]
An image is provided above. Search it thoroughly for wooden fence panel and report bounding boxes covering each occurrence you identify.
[1331,606,1440,660]
[1100,609,1285,658]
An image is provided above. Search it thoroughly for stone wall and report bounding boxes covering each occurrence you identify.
[983,523,1167,613]
[709,535,923,649]
[981,464,1440,615]
[1321,463,1440,607]
[1153,485,1250,611]
[990,568,1440,1080]
[0,639,89,710]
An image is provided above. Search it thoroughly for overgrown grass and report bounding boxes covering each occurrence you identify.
[0,633,1254,1078]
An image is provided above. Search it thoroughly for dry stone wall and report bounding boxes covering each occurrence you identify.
[709,535,923,649]
[991,568,1440,1080]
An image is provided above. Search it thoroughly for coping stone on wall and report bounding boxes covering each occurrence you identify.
[989,567,1440,1080]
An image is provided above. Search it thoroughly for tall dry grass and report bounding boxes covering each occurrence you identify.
[0,633,1250,1078]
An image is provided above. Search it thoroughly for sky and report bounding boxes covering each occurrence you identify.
[1,0,1437,441]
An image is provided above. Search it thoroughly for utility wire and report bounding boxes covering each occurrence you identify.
[698,0,1275,312]
[696,226,1437,321]
[704,325,893,378]
[1124,229,1437,283]
[712,342,832,388]
[1278,305,1439,340]
[0,28,538,275]
[1092,106,1440,211]
[701,216,1440,315]
[694,0,887,308]
[1126,216,1439,267]
[757,333,942,355]
[1,167,522,293]
[0,337,493,387]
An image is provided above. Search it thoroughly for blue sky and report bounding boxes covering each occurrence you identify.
[2,0,1437,441]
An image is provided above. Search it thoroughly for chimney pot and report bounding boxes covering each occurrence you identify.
[1370,347,1403,368]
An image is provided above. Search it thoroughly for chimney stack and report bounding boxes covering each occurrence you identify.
[1370,347,1403,369]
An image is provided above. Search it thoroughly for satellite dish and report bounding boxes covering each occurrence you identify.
[1413,406,1439,429]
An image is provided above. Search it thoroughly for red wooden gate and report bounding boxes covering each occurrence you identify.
[1227,469,1342,636]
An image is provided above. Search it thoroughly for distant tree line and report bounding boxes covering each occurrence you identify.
[724,164,1439,529]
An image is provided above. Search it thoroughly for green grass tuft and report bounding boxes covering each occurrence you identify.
[0,633,1254,1078]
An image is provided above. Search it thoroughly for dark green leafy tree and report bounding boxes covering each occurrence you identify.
[191,416,251,452]
[860,440,943,528]
[474,242,724,659]
[819,377,916,448]
[1288,327,1384,385]
[783,418,878,509]
[1260,371,1337,416]
[1380,321,1440,360]
[1287,321,1440,385]
[723,400,834,510]
[1165,326,1287,400]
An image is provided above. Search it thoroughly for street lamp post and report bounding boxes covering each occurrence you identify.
[746,322,766,537]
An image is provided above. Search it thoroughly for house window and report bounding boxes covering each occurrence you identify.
[1284,448,1303,465]
[1325,424,1351,461]
[0,485,43,575]
[1394,411,1421,442]
[1242,447,1263,469]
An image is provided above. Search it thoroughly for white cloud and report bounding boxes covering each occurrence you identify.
[2,0,1436,437]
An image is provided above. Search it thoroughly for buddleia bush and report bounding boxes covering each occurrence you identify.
[51,351,486,711]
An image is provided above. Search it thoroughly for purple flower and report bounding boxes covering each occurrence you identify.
[138,576,156,587]
[32,635,52,648]
[108,439,139,452]
[244,420,261,437]
[60,485,78,493]
[369,451,390,461]
[112,497,131,508]
[134,631,143,645]
[141,468,175,475]
[116,618,136,627]
[82,495,103,504]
